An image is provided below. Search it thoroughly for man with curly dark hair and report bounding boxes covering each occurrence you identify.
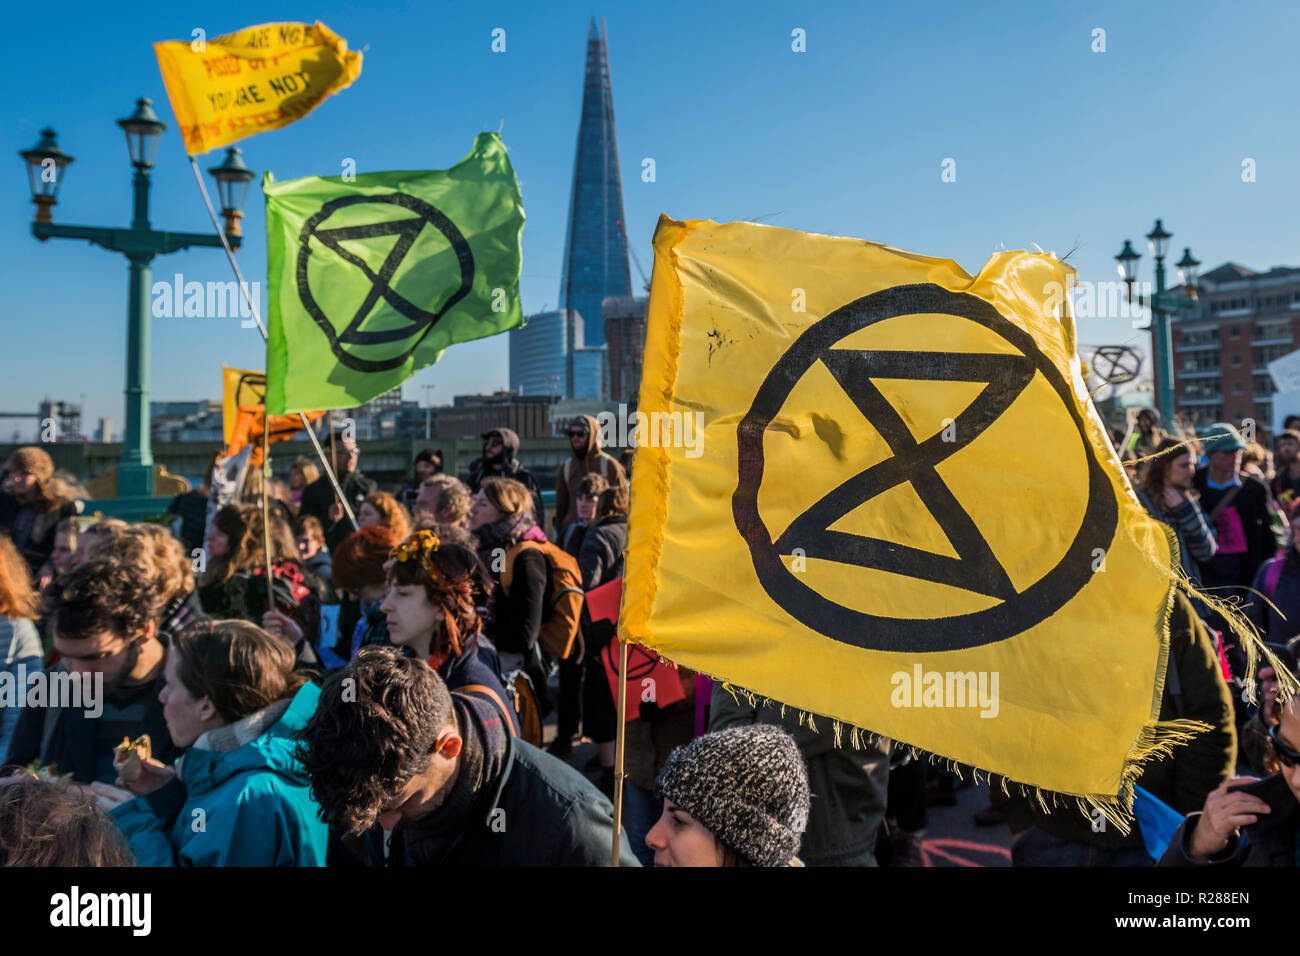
[4,553,182,783]
[299,645,638,866]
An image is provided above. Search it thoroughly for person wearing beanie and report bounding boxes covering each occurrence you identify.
[647,724,811,867]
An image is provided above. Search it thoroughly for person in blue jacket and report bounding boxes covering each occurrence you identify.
[88,619,328,866]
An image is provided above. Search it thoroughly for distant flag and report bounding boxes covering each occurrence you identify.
[263,133,525,416]
[221,365,322,465]
[154,21,362,155]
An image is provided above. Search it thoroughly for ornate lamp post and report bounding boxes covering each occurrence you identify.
[1115,220,1200,424]
[19,98,254,510]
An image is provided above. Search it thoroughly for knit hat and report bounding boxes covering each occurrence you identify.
[655,724,811,867]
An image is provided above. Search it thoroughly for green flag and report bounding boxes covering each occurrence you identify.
[264,132,524,415]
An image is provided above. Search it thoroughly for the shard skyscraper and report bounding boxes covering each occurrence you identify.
[558,17,631,398]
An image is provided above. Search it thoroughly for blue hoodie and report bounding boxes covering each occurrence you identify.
[110,682,327,866]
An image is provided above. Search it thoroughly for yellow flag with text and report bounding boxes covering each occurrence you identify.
[154,21,362,155]
[620,216,1188,808]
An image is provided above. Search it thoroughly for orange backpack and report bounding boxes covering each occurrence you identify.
[501,540,584,660]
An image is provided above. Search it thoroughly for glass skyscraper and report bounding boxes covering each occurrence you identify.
[558,17,631,355]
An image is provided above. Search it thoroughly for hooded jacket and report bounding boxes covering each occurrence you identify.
[553,415,626,534]
[466,428,539,494]
[109,681,328,866]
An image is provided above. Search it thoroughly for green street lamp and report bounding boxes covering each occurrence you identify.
[19,97,254,513]
[209,147,256,239]
[18,128,73,230]
[1114,220,1199,426]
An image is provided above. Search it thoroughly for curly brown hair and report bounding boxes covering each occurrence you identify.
[46,554,159,642]
[297,646,454,835]
[0,778,133,866]
[123,524,195,604]
[172,619,308,724]
[331,526,398,592]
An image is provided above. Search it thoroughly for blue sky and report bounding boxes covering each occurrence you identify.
[4,0,1297,439]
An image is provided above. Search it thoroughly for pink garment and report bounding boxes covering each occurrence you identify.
[1213,507,1247,555]
[521,524,548,543]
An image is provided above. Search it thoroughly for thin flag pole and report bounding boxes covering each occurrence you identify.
[186,154,357,529]
[611,637,630,867]
[261,412,275,613]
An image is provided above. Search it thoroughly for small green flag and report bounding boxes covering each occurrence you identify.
[264,132,525,415]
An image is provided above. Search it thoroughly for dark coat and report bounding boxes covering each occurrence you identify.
[999,590,1237,849]
[1192,471,1274,593]
[577,514,627,592]
[5,667,183,784]
[339,695,638,867]
[1159,772,1298,866]
[0,492,79,577]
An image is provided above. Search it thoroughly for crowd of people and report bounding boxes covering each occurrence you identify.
[1,407,1299,868]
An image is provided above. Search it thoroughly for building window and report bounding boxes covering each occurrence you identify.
[1232,382,1244,395]
[1254,319,1291,341]
[1230,326,1240,339]
[1231,354,1242,367]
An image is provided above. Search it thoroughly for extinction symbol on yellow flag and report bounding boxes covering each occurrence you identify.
[620,216,1188,809]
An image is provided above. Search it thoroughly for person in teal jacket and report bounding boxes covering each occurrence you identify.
[88,619,328,866]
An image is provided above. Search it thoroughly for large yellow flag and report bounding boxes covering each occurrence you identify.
[621,216,1190,808]
[154,21,362,155]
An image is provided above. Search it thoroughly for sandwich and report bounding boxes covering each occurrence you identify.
[113,734,152,784]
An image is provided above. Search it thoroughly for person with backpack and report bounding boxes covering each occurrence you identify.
[300,646,638,866]
[470,478,584,721]
[90,619,329,866]
[380,529,520,735]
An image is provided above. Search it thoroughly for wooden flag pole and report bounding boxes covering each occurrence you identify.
[611,637,630,867]
[187,155,357,531]
[261,413,275,613]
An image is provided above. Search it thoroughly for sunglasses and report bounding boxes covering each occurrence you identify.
[1268,722,1300,768]
[568,430,588,438]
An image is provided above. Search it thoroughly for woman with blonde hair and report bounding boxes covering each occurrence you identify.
[0,536,42,760]
[357,490,412,542]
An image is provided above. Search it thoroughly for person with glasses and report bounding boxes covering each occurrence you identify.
[553,415,625,538]
[4,553,181,783]
[1161,689,1300,866]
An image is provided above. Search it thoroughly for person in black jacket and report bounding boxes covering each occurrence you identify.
[298,432,375,554]
[299,646,638,866]
[465,428,541,523]
[4,553,181,784]
[1160,693,1300,867]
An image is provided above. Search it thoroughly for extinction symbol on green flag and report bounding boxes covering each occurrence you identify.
[264,133,524,415]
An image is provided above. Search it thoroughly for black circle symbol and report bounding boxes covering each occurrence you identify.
[296,193,475,372]
[732,283,1118,653]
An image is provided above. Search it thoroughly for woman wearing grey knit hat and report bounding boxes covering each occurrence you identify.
[646,724,811,867]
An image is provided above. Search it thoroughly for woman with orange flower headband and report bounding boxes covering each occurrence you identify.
[380,531,518,733]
